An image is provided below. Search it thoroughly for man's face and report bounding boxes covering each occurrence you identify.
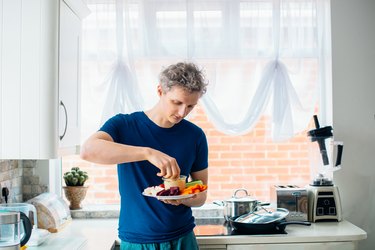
[158,85,201,125]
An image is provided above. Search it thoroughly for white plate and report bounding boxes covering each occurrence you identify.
[142,192,195,200]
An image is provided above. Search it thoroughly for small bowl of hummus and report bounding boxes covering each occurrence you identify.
[163,175,187,192]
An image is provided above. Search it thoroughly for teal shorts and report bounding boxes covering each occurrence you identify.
[120,231,199,250]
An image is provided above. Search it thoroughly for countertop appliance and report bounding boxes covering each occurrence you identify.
[27,193,71,233]
[0,203,50,246]
[0,203,37,228]
[270,185,308,221]
[0,210,32,250]
[307,185,342,222]
[307,115,343,222]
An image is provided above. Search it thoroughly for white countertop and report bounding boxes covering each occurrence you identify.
[197,220,367,245]
[27,219,118,250]
[27,219,367,250]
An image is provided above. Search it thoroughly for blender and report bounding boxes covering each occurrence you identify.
[306,115,344,222]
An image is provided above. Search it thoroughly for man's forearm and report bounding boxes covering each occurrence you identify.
[81,138,150,165]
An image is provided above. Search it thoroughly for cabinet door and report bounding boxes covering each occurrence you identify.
[58,1,82,153]
[0,0,58,159]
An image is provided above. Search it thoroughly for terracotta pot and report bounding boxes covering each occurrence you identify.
[63,186,88,210]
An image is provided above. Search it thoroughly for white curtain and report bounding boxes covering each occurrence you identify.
[81,0,331,141]
[97,0,143,124]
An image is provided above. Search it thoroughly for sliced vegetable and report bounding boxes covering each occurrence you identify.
[186,180,203,187]
[156,186,180,196]
[180,184,207,195]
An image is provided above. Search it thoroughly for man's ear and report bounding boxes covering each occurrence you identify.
[157,84,163,97]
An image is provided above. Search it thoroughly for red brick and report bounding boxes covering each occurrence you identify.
[209,160,231,167]
[266,167,289,174]
[278,160,299,166]
[242,152,265,159]
[254,159,277,166]
[94,192,118,199]
[209,144,231,151]
[220,152,243,159]
[277,144,300,151]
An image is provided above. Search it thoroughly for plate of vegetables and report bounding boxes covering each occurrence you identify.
[142,180,207,200]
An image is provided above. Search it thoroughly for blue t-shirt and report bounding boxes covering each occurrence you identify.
[99,112,208,243]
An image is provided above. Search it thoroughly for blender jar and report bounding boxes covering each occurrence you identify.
[307,115,343,186]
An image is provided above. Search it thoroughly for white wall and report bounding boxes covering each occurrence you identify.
[331,1,375,249]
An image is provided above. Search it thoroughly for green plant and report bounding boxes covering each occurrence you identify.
[63,167,89,186]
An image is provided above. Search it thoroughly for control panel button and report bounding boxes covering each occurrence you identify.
[329,207,336,215]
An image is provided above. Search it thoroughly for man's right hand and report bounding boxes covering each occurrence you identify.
[146,148,181,179]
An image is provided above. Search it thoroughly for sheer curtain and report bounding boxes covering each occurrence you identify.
[81,0,331,142]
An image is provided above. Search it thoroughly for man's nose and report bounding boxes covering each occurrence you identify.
[178,106,187,117]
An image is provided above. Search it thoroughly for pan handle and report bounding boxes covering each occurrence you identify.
[276,221,311,231]
[213,200,225,206]
[258,201,270,206]
[277,221,311,227]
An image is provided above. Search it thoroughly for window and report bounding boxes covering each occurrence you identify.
[62,0,331,205]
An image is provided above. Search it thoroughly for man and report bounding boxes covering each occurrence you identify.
[80,62,209,249]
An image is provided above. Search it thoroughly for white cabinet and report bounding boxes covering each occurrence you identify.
[58,0,89,155]
[0,0,59,159]
[0,0,89,159]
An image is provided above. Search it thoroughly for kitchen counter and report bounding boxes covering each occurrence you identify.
[27,218,366,250]
[27,219,118,250]
[196,219,367,245]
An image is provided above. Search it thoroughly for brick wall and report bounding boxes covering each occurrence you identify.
[22,160,49,201]
[0,160,47,203]
[0,160,23,203]
[62,105,311,205]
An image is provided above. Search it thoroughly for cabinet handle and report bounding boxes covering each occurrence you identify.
[60,100,68,140]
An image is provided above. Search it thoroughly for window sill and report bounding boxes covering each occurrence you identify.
[70,203,224,219]
[70,204,120,219]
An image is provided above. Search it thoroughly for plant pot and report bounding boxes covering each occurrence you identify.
[63,186,88,210]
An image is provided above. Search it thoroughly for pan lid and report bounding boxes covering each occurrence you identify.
[234,208,289,224]
[226,188,257,202]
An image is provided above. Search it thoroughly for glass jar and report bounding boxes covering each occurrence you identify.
[162,175,186,191]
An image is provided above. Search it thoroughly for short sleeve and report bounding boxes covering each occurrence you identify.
[191,129,208,172]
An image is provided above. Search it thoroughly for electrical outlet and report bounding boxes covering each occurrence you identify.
[2,187,9,203]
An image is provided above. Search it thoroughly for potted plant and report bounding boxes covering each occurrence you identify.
[62,167,89,210]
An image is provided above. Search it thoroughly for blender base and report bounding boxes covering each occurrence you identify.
[307,185,342,222]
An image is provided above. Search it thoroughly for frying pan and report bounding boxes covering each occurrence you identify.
[229,208,311,234]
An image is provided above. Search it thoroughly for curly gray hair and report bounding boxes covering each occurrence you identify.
[159,62,208,95]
